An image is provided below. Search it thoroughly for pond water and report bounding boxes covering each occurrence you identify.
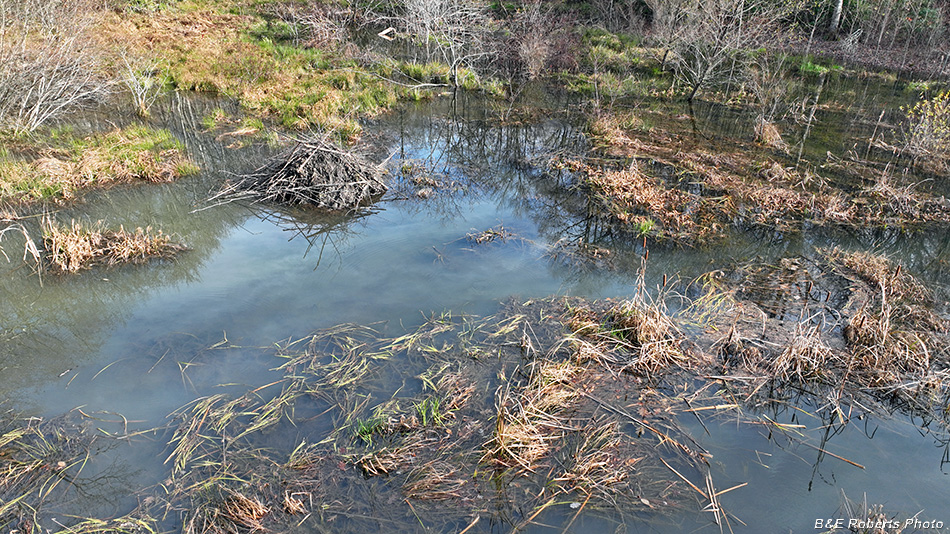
[2,77,950,532]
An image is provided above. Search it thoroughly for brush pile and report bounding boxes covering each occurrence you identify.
[220,136,385,210]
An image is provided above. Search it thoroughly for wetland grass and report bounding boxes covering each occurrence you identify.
[700,249,950,424]
[147,298,715,533]
[42,218,185,274]
[0,126,197,205]
[0,411,162,533]
[11,260,946,533]
[570,103,950,244]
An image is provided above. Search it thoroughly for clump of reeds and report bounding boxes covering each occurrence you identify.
[606,300,692,375]
[552,422,628,502]
[821,247,928,302]
[567,297,693,377]
[488,359,579,471]
[42,217,185,273]
[844,305,937,387]
[587,111,640,148]
[838,491,908,534]
[183,487,270,534]
[771,320,833,382]
[215,135,385,210]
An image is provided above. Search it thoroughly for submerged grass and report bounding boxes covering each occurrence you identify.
[6,250,947,533]
[0,411,161,533]
[572,103,950,243]
[137,297,716,533]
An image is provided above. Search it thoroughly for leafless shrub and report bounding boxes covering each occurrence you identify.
[654,0,790,101]
[514,1,551,80]
[374,0,495,85]
[120,54,169,118]
[0,0,110,134]
[264,2,350,49]
[590,0,644,33]
[492,2,580,84]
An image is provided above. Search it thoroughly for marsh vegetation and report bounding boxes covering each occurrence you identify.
[2,0,950,532]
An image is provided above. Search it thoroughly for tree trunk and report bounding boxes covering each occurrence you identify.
[829,0,843,34]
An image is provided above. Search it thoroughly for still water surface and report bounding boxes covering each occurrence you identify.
[2,83,950,532]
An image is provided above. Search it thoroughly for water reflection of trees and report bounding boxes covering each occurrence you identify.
[0,93,274,396]
[380,93,627,248]
[254,205,377,270]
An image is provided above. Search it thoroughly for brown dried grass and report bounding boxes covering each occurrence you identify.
[771,321,833,382]
[488,359,580,471]
[220,491,269,532]
[822,247,929,302]
[43,217,185,273]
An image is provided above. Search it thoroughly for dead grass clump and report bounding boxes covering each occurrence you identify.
[844,306,936,387]
[568,298,693,377]
[588,111,638,148]
[43,218,185,273]
[183,488,270,534]
[702,254,950,422]
[610,301,692,375]
[356,436,421,476]
[821,247,929,302]
[402,461,470,501]
[553,422,628,501]
[215,135,385,211]
[560,158,719,242]
[281,492,308,515]
[745,184,813,222]
[771,321,833,382]
[221,491,269,531]
[489,360,580,471]
[754,118,787,150]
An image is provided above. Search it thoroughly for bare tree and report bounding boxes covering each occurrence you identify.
[666,0,789,102]
[644,0,693,72]
[829,0,843,33]
[376,0,495,86]
[0,0,109,134]
[590,0,644,33]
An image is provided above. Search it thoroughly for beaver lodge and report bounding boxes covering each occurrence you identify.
[216,136,386,210]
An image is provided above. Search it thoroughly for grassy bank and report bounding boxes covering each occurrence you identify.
[95,1,491,141]
[0,125,197,206]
